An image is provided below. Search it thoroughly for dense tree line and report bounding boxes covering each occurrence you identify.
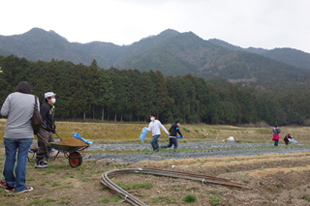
[0,55,309,125]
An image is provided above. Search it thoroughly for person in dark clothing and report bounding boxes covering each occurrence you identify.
[161,119,183,151]
[283,133,293,145]
[35,92,56,168]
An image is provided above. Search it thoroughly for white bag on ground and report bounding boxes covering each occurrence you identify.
[227,136,234,141]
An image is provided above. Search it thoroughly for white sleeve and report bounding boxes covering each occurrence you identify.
[145,122,152,132]
[159,122,168,134]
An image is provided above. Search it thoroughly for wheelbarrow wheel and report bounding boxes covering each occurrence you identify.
[68,152,83,168]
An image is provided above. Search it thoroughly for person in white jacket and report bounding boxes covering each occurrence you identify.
[145,114,169,152]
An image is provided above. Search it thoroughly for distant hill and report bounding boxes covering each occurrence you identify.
[209,39,310,70]
[1,28,310,90]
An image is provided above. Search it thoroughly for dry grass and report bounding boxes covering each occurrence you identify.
[0,119,309,143]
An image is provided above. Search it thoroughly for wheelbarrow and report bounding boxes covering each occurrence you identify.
[50,134,90,168]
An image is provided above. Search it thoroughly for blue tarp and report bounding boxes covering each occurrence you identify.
[140,127,148,142]
[72,132,93,145]
[289,138,297,143]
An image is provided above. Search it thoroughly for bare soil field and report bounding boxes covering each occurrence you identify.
[0,121,310,205]
[0,146,310,206]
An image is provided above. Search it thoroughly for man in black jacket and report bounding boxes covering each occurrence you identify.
[35,92,56,168]
[161,119,183,151]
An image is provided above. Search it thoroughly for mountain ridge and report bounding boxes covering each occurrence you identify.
[1,28,310,90]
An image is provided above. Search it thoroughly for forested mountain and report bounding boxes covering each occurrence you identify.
[1,28,310,90]
[1,55,309,125]
[209,39,310,70]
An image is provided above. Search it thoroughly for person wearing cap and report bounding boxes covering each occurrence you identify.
[35,92,56,168]
[161,119,183,151]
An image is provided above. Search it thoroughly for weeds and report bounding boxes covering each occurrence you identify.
[52,182,61,186]
[45,169,57,174]
[209,196,221,205]
[100,186,108,191]
[113,195,123,202]
[59,200,70,205]
[183,194,197,203]
[209,190,218,195]
[301,195,310,202]
[27,198,54,205]
[122,182,152,190]
[267,194,278,201]
[183,128,190,133]
[99,198,110,203]
[152,196,178,204]
[275,183,283,188]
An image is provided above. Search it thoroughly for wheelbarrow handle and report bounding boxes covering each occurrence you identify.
[55,132,63,141]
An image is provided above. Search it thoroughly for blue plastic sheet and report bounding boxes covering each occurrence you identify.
[288,138,297,143]
[72,132,93,145]
[140,127,147,142]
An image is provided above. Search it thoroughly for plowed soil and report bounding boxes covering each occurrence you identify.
[1,145,310,206]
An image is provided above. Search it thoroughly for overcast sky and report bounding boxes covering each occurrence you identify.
[1,0,310,53]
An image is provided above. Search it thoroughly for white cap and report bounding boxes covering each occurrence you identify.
[44,92,56,99]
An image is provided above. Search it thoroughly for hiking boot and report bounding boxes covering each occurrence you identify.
[15,187,33,194]
[43,160,48,165]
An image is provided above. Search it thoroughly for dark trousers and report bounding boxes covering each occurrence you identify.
[163,137,178,149]
[36,129,54,163]
[274,139,278,146]
[284,137,289,145]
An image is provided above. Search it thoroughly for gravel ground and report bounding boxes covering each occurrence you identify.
[85,141,310,162]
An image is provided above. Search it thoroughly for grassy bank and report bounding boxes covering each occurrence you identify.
[1,119,309,144]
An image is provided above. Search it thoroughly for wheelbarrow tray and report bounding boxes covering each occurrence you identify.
[50,142,88,153]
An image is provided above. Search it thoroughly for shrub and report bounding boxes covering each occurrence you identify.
[183,194,197,203]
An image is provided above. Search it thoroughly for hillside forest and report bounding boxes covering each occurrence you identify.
[0,55,309,126]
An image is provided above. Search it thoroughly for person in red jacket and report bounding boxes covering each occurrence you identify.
[272,125,281,146]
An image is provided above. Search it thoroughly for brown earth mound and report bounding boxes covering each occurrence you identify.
[55,137,88,146]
